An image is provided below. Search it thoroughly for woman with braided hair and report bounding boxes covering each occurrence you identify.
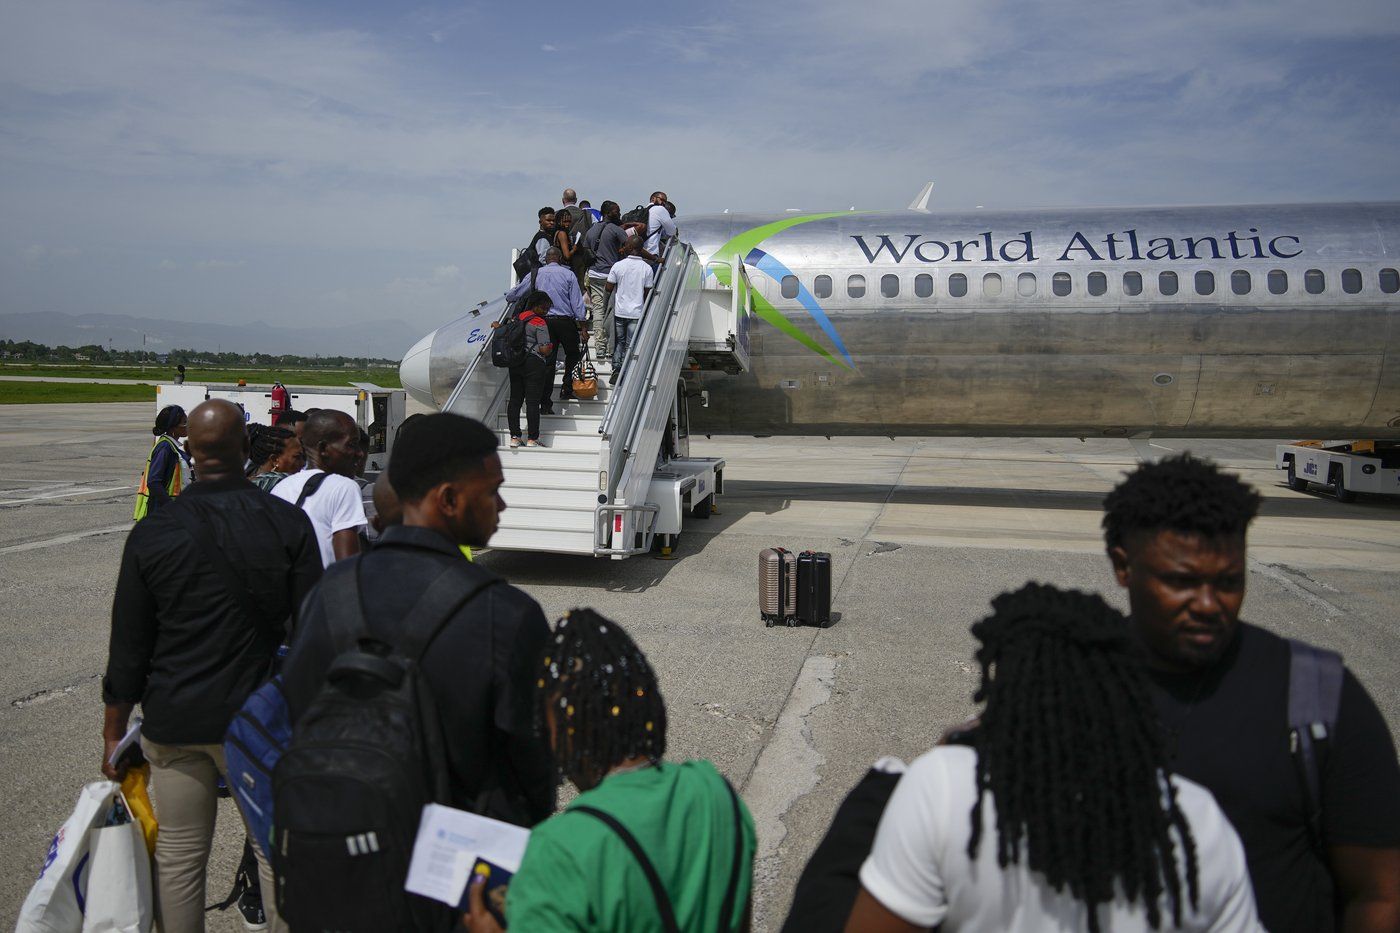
[465,609,757,933]
[846,583,1262,933]
[245,422,303,491]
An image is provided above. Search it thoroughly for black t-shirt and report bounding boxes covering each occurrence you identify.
[1148,622,1400,933]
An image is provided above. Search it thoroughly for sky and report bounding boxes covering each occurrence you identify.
[3,0,1399,347]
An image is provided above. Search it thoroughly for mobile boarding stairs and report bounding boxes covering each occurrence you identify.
[440,242,752,557]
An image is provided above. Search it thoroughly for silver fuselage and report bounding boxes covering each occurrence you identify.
[406,202,1400,438]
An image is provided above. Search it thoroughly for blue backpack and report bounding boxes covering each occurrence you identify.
[224,675,293,859]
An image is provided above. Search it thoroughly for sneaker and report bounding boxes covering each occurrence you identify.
[237,883,268,932]
[509,436,521,448]
[525,439,542,447]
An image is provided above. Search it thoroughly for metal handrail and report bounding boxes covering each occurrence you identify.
[442,296,514,414]
[593,503,660,556]
[597,240,691,500]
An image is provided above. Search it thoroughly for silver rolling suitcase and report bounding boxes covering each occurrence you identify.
[759,547,797,627]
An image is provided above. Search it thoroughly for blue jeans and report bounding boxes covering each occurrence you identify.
[613,317,638,375]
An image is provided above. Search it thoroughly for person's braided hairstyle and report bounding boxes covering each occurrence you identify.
[537,609,666,787]
[968,583,1199,933]
[1102,453,1261,550]
[246,424,293,475]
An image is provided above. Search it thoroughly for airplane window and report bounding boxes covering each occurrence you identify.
[881,274,900,298]
[1052,272,1071,297]
[1305,269,1325,294]
[1231,270,1251,295]
[1195,271,1215,295]
[1087,272,1107,297]
[847,274,866,298]
[1159,271,1178,296]
[983,273,1002,297]
[1018,273,1036,297]
[1381,268,1400,294]
[814,274,832,299]
[781,275,799,299]
[949,273,968,298]
[1342,268,1362,294]
[1123,272,1142,296]
[1268,269,1288,295]
[914,274,934,298]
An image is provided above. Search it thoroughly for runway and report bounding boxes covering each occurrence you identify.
[3,401,1398,930]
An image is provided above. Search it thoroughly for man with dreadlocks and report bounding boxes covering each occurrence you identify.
[1105,453,1400,933]
[465,609,756,933]
[845,583,1260,932]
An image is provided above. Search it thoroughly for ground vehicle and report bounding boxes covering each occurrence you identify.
[1276,441,1400,502]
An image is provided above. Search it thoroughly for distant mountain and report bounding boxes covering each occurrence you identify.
[0,311,420,359]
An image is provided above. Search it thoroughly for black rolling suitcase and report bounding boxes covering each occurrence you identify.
[760,547,797,627]
[796,550,833,627]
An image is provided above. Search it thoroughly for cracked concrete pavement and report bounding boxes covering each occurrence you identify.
[3,403,1399,930]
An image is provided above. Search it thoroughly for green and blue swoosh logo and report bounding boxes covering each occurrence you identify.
[706,212,855,369]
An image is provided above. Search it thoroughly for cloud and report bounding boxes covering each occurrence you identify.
[157,259,178,270]
[195,259,246,270]
[540,43,557,52]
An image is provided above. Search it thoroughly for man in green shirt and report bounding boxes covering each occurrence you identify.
[466,609,756,932]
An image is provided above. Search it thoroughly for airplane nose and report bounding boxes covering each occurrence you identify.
[400,329,437,407]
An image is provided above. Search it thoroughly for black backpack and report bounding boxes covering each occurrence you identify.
[272,557,499,932]
[621,203,651,226]
[490,309,539,369]
[512,230,549,279]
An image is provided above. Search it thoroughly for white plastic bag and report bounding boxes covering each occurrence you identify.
[15,781,152,933]
[81,820,152,933]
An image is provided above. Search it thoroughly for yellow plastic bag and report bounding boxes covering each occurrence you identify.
[120,764,158,858]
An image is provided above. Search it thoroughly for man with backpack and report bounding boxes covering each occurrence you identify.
[493,289,554,447]
[271,409,368,566]
[584,200,652,362]
[1104,454,1400,932]
[505,248,586,409]
[276,413,556,930]
[102,399,322,933]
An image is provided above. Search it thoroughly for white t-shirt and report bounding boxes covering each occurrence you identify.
[270,468,367,567]
[606,256,655,319]
[860,745,1262,932]
[644,203,676,255]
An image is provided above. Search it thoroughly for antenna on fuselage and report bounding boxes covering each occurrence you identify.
[908,181,934,212]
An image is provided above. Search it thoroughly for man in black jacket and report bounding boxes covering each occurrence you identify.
[103,399,322,933]
[280,413,556,826]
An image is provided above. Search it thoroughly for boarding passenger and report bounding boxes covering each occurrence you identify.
[645,190,677,259]
[583,200,628,361]
[245,424,303,491]
[466,609,755,932]
[606,236,655,385]
[134,405,191,520]
[279,408,308,439]
[103,399,322,933]
[280,413,555,826]
[527,206,557,267]
[505,247,586,407]
[496,290,553,447]
[271,410,368,566]
[559,187,592,238]
[846,583,1262,933]
[1103,454,1400,933]
[580,199,602,225]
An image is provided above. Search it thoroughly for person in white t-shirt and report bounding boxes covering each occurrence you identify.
[848,584,1263,933]
[271,410,367,567]
[644,190,676,258]
[605,236,655,384]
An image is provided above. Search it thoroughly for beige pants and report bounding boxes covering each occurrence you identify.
[142,738,282,933]
[588,275,613,360]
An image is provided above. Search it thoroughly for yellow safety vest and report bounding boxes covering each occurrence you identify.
[459,545,474,562]
[133,435,185,521]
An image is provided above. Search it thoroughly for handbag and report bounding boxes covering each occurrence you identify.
[17,781,154,933]
[572,347,598,400]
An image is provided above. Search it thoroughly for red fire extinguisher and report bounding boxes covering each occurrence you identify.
[270,382,289,425]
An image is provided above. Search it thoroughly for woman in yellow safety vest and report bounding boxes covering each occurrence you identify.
[133,405,191,520]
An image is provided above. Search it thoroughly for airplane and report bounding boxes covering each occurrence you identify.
[402,197,1400,441]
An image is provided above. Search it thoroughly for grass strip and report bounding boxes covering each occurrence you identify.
[0,382,159,404]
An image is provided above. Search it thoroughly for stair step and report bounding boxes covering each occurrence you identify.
[488,526,596,554]
[499,412,602,433]
[500,447,599,470]
[497,429,602,452]
[500,485,601,509]
[497,508,595,533]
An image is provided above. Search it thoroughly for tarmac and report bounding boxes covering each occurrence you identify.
[3,400,1399,931]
